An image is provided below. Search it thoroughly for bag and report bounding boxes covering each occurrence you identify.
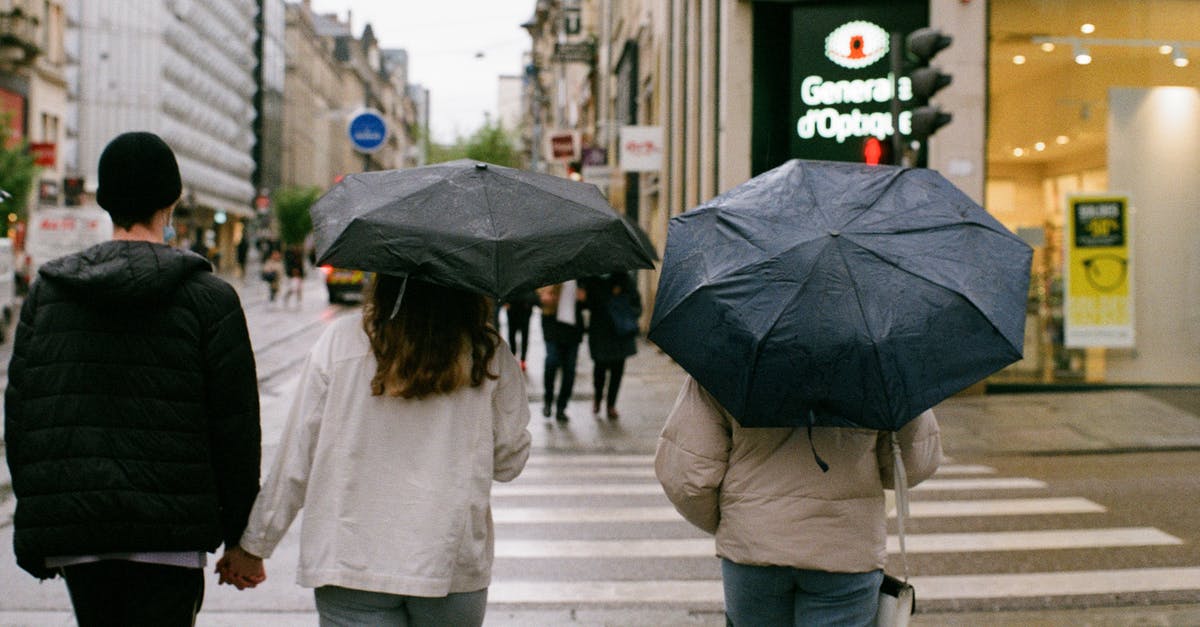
[875,573,915,627]
[607,292,639,336]
[261,270,278,283]
[876,432,915,627]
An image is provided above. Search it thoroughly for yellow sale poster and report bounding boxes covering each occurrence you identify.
[1063,194,1134,348]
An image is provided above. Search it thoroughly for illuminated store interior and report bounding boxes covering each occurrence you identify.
[987,0,1200,384]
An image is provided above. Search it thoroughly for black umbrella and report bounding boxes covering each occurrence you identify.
[311,160,656,301]
[620,213,660,261]
[648,159,1033,431]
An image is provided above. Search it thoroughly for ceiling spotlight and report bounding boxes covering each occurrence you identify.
[1074,44,1092,65]
[1173,48,1189,67]
[1055,135,1070,145]
[1013,147,1025,157]
[1034,142,1046,151]
[1080,23,1095,34]
[1159,44,1174,55]
[1013,55,1026,65]
[1040,42,1056,53]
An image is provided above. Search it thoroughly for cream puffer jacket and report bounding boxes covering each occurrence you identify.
[239,314,532,596]
[655,376,942,573]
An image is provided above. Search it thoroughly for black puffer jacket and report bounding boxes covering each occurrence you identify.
[4,241,261,579]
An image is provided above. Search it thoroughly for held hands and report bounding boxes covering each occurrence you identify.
[216,545,266,590]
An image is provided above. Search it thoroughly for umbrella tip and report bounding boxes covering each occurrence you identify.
[475,163,488,170]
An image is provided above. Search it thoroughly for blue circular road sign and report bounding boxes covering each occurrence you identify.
[347,109,388,153]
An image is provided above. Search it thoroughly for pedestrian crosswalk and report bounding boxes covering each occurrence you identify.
[488,452,1199,610]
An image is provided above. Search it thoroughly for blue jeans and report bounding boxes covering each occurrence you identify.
[314,586,488,627]
[722,559,882,627]
[543,339,579,412]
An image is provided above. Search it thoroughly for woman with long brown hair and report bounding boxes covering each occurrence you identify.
[221,274,532,626]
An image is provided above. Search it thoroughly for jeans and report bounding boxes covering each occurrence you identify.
[315,586,488,627]
[61,560,204,627]
[722,559,882,627]
[543,338,580,412]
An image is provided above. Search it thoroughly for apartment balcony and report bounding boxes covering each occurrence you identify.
[0,6,39,70]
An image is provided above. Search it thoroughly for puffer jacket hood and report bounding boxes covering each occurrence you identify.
[38,240,210,305]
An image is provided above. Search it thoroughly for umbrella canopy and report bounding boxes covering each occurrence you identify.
[621,213,660,261]
[312,160,656,301]
[648,159,1033,431]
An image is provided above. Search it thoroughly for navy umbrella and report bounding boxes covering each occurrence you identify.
[311,160,656,301]
[648,159,1033,431]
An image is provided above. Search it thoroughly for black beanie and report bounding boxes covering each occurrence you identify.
[95,131,182,225]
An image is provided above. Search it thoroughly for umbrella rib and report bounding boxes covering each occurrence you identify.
[840,235,1023,355]
[832,239,893,417]
[840,167,909,230]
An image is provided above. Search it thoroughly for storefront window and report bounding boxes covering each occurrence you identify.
[987,0,1200,384]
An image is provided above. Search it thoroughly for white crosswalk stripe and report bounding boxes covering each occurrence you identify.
[489,452,1196,609]
[493,497,1106,523]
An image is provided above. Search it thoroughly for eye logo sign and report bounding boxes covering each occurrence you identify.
[825,21,889,69]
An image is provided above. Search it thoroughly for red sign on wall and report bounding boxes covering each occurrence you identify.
[546,130,580,161]
[30,142,57,167]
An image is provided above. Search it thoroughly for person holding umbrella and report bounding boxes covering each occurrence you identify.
[649,158,1033,626]
[219,275,532,625]
[655,378,942,625]
[300,158,656,424]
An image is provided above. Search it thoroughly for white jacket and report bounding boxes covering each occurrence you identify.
[239,314,532,596]
[656,376,941,573]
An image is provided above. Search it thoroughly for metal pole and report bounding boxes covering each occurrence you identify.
[890,31,904,166]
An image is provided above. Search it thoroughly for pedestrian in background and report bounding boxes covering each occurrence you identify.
[282,246,304,306]
[282,266,303,307]
[655,377,942,626]
[236,235,249,278]
[502,288,538,371]
[261,249,283,303]
[537,280,585,423]
[4,131,262,626]
[582,272,641,420]
[219,275,531,626]
[190,228,209,260]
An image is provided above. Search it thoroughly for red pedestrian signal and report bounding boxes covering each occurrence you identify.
[862,137,891,165]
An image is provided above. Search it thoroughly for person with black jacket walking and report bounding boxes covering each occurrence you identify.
[3,132,262,626]
[581,272,641,420]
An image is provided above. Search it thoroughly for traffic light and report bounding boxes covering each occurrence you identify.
[905,27,953,143]
[861,136,892,166]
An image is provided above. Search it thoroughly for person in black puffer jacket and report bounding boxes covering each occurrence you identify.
[4,132,262,626]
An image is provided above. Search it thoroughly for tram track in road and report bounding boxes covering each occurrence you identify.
[247,302,359,388]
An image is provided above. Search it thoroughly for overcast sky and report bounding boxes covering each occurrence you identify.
[306,1,533,144]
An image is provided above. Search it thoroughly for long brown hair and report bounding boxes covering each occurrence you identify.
[362,275,500,398]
